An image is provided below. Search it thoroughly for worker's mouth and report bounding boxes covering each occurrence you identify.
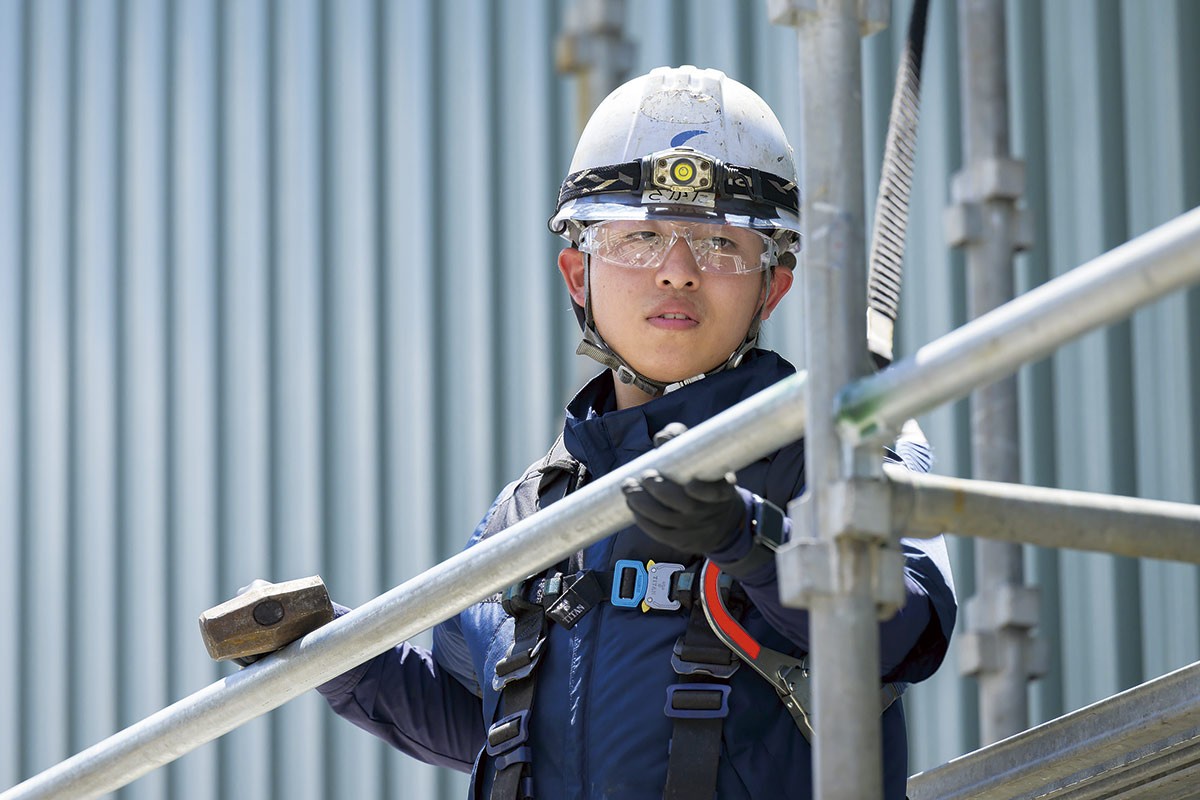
[648,312,698,329]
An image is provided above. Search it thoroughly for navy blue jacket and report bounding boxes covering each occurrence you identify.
[319,350,957,799]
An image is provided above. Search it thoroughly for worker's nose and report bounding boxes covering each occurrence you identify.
[655,238,701,289]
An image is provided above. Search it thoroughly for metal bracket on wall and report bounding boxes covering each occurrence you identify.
[945,156,1034,251]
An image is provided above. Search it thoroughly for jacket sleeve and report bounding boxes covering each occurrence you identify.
[317,621,485,772]
[316,500,508,773]
[708,428,958,684]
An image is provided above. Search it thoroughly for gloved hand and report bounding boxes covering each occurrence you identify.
[621,469,751,556]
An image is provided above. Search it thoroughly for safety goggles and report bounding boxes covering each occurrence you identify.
[579,219,779,275]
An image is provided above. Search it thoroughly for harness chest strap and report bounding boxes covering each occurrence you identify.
[503,559,735,631]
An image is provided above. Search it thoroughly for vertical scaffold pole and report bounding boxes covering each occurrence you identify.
[769,1,897,798]
[949,0,1043,744]
[554,0,635,133]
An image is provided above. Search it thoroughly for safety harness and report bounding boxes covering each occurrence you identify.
[480,441,901,800]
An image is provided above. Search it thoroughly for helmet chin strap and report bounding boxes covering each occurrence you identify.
[574,252,772,398]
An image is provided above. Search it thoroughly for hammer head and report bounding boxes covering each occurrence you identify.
[199,575,334,662]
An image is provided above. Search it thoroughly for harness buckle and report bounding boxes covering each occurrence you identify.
[486,710,531,757]
[492,635,547,690]
[670,635,740,679]
[494,636,545,679]
[644,562,685,611]
[610,559,648,608]
[664,683,731,719]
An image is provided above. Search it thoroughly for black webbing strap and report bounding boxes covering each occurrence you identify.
[487,587,548,800]
[488,679,536,799]
[486,450,581,800]
[662,588,743,800]
[557,160,800,216]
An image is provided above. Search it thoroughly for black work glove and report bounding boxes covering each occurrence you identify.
[621,470,752,556]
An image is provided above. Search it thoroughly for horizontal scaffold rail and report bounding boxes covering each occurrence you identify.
[887,466,1200,563]
[0,375,808,800]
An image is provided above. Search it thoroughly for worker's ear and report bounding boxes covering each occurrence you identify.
[760,266,794,321]
[559,247,587,307]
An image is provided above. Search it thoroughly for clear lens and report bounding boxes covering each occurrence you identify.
[580,220,777,274]
[549,195,802,254]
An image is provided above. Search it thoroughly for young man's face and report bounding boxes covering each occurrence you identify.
[559,220,793,396]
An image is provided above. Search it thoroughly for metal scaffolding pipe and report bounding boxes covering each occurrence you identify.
[906,659,1200,799]
[837,205,1200,441]
[0,373,808,800]
[887,466,1200,563]
[953,0,1036,744]
[554,0,634,130]
[789,1,886,798]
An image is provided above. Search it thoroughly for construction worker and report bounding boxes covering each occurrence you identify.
[315,66,957,799]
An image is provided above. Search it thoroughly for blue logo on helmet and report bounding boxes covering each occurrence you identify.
[670,129,707,147]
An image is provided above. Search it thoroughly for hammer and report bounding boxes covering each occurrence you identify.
[198,575,334,663]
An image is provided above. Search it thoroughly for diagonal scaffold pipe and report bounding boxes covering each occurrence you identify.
[837,205,1200,443]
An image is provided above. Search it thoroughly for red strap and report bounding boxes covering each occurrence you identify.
[702,562,761,659]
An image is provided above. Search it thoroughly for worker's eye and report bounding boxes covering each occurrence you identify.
[604,229,667,265]
[620,229,665,245]
[699,235,739,252]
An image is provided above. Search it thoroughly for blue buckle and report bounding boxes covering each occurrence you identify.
[664,684,731,719]
[486,710,530,757]
[611,559,648,607]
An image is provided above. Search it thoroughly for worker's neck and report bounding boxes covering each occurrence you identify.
[613,377,656,410]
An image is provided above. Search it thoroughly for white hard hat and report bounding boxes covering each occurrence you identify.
[549,65,800,252]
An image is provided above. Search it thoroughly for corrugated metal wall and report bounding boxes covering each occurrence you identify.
[896,0,1200,772]
[1,0,1197,797]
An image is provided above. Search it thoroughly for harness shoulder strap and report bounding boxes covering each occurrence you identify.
[479,433,579,545]
[486,436,582,800]
[487,588,547,800]
[663,582,741,800]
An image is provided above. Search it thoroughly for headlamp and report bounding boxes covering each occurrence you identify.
[554,146,799,222]
[652,150,714,192]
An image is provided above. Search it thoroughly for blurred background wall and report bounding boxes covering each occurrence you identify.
[2,0,1198,797]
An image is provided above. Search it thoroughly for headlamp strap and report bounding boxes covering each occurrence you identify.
[557,149,799,217]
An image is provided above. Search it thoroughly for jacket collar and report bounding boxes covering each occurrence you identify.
[562,349,796,479]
